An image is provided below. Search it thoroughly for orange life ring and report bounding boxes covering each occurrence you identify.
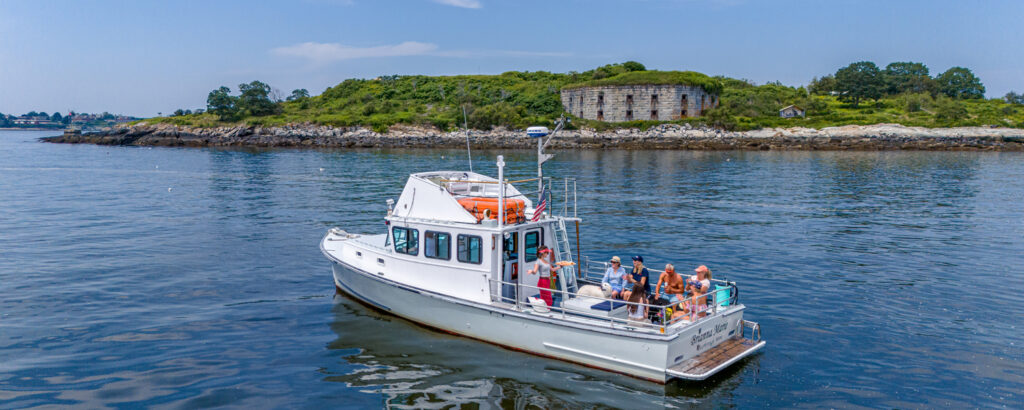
[457,197,526,224]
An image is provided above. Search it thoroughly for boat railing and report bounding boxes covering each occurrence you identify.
[577,256,739,309]
[487,275,728,333]
[555,178,577,218]
[579,257,734,289]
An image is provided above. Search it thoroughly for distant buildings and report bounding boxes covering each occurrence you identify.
[12,117,58,126]
[2,112,138,129]
[779,105,806,118]
[561,84,719,122]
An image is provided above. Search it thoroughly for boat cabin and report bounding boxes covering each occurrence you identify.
[368,171,578,306]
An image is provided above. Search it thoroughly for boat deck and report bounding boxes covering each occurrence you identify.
[666,337,765,381]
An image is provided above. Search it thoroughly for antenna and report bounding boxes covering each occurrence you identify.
[528,115,567,200]
[462,105,473,173]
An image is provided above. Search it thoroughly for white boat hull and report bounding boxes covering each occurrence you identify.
[329,258,753,383]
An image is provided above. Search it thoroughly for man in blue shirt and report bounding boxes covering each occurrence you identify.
[601,256,627,299]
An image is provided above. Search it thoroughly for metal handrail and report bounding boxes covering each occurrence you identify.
[489,278,667,331]
[577,258,738,321]
[487,274,723,332]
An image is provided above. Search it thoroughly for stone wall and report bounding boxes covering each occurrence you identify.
[561,84,718,122]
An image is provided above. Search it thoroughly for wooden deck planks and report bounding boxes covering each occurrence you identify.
[671,337,757,375]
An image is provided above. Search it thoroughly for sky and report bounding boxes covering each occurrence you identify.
[1,0,1022,117]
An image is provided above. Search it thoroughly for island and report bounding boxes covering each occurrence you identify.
[41,61,1024,151]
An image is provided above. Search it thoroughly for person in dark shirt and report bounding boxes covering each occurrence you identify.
[621,255,650,301]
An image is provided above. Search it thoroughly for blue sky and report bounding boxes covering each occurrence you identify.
[1,0,1022,117]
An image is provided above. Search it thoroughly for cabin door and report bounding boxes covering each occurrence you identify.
[519,229,544,303]
[501,232,519,303]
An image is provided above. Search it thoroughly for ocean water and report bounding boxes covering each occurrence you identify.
[1,130,1022,408]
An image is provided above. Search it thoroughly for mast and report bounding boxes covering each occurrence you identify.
[463,105,473,172]
[497,155,505,231]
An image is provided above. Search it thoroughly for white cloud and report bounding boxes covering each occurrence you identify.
[432,0,482,9]
[271,41,439,63]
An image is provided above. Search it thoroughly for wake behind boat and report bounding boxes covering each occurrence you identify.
[320,123,764,383]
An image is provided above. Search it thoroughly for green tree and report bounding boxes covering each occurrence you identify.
[173,109,185,116]
[834,61,884,106]
[237,80,280,116]
[808,75,837,95]
[590,62,638,79]
[467,102,524,129]
[935,67,985,99]
[1003,91,1024,105]
[286,88,310,101]
[51,112,63,123]
[206,86,238,120]
[621,61,646,72]
[883,62,933,95]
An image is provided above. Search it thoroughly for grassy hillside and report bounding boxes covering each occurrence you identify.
[149,62,1024,132]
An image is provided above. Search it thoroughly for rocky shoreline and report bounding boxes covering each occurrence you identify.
[39,122,1024,151]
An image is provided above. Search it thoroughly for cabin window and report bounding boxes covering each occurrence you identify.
[650,110,658,120]
[626,110,633,121]
[392,226,419,256]
[597,110,604,121]
[651,94,658,104]
[424,231,450,260]
[626,95,633,105]
[524,230,543,262]
[597,93,604,105]
[458,234,482,264]
[681,109,687,117]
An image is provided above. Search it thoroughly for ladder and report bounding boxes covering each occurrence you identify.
[553,217,577,292]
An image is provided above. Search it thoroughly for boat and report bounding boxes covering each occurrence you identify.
[320,121,765,383]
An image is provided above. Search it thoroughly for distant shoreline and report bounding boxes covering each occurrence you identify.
[39,122,1024,151]
[1,127,63,131]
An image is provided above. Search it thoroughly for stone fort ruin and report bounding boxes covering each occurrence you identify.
[561,76,719,122]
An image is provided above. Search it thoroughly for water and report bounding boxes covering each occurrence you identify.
[1,130,1022,408]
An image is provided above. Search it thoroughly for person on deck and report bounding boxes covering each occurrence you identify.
[625,282,649,322]
[672,280,708,322]
[654,264,686,303]
[527,247,560,306]
[621,255,650,301]
[690,265,712,294]
[601,256,627,299]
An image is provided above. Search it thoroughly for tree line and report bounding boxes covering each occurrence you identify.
[809,61,987,106]
[156,61,1022,131]
[192,81,309,121]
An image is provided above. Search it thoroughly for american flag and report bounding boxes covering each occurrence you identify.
[531,187,547,221]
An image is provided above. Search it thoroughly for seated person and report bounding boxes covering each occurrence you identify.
[625,283,648,322]
[621,255,650,301]
[672,281,708,322]
[654,264,685,303]
[690,265,712,293]
[601,256,627,299]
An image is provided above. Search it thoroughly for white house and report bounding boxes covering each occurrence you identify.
[779,105,806,118]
